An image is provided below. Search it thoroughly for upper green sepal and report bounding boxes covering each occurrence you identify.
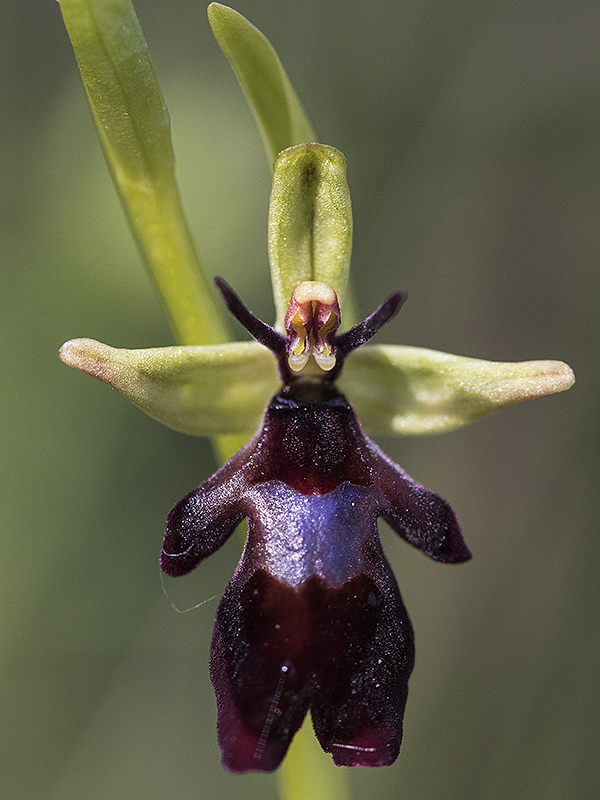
[208,3,315,165]
[269,144,352,330]
[59,338,278,436]
[340,344,575,435]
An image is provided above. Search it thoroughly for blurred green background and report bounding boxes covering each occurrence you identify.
[2,1,598,798]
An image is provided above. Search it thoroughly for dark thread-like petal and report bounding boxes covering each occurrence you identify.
[335,291,406,357]
[214,277,286,360]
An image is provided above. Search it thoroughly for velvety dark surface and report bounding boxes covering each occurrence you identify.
[212,569,412,770]
[163,380,468,770]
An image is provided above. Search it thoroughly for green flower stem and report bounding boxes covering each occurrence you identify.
[277,721,350,800]
[120,181,228,346]
[59,0,227,346]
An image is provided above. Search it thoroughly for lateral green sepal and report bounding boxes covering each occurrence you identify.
[340,344,575,435]
[59,338,279,436]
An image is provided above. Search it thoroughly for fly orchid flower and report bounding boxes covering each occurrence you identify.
[57,0,574,777]
[160,274,471,771]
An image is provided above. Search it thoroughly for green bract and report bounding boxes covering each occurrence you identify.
[58,0,226,346]
[58,1,574,440]
[207,3,315,165]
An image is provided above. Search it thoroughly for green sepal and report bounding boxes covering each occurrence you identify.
[269,144,352,330]
[58,0,226,346]
[208,3,316,165]
[340,344,575,435]
[59,338,279,436]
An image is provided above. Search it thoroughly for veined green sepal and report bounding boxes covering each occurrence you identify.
[59,338,278,436]
[340,345,575,435]
[269,144,352,330]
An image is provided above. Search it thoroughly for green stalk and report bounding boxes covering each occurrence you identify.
[277,722,351,800]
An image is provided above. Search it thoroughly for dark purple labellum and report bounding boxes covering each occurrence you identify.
[162,360,470,771]
[161,281,470,771]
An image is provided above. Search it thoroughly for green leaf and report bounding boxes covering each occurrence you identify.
[58,0,227,346]
[340,344,575,435]
[269,144,352,329]
[208,3,316,165]
[59,338,279,436]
